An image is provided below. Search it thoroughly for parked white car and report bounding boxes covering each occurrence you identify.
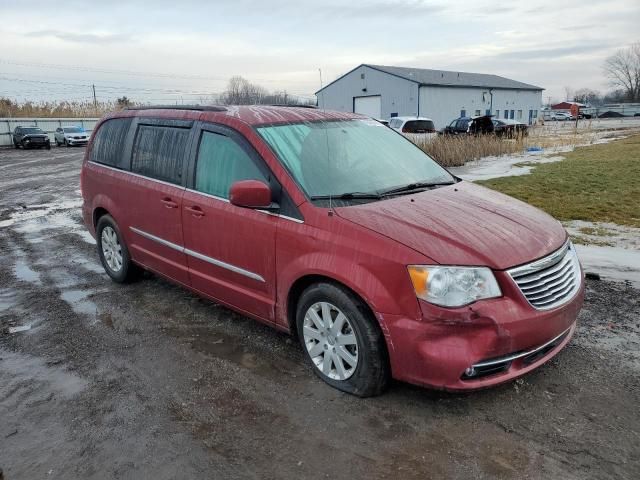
[389,116,436,134]
[55,126,90,147]
[550,112,575,121]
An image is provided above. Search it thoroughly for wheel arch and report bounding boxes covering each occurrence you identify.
[93,206,111,228]
[286,274,381,339]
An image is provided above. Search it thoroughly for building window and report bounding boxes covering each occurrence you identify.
[460,109,466,117]
[510,110,515,119]
[496,110,500,118]
[475,109,481,116]
[534,110,538,118]
[517,110,523,120]
[504,111,508,119]
[360,73,365,79]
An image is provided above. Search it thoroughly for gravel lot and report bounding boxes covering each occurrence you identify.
[1,147,639,479]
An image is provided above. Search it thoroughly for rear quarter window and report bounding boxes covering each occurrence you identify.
[90,117,133,169]
[131,125,190,184]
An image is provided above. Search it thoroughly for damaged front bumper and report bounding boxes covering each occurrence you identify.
[381,271,585,391]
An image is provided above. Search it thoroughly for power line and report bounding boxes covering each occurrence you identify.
[0,58,320,93]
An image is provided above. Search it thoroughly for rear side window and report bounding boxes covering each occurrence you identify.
[403,120,435,133]
[195,131,267,199]
[90,118,132,168]
[131,125,190,184]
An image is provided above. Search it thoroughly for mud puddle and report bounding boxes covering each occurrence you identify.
[164,324,300,379]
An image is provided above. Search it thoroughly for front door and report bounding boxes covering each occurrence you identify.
[182,124,277,322]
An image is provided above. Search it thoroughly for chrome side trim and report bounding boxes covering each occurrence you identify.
[129,226,265,283]
[130,226,183,252]
[472,326,572,368]
[184,247,265,282]
[185,188,230,203]
[88,161,185,190]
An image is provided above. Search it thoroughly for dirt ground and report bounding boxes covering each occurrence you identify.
[1,147,638,480]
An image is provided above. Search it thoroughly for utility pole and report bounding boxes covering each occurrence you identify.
[92,84,97,115]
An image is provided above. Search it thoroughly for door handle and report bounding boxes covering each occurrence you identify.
[185,205,205,218]
[161,197,179,209]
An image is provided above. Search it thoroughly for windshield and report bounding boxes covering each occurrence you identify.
[256,119,453,199]
[22,127,44,134]
[63,127,83,133]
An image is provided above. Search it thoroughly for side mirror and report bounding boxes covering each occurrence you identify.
[229,180,277,210]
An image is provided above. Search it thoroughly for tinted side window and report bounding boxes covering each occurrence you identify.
[195,131,267,199]
[90,117,133,168]
[131,125,189,184]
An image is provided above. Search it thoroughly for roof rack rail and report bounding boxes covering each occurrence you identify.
[126,105,227,112]
[269,104,318,109]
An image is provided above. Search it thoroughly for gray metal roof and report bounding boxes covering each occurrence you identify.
[367,64,543,90]
[316,64,544,93]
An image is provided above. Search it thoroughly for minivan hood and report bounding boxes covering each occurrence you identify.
[335,181,567,270]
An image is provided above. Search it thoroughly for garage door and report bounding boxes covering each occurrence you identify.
[354,96,381,119]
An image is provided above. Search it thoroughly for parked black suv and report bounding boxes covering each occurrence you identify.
[441,115,494,135]
[12,126,51,149]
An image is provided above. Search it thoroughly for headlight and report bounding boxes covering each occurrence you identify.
[407,265,501,307]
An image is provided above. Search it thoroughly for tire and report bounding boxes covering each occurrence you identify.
[46,144,51,150]
[55,139,60,146]
[296,282,390,397]
[13,141,19,149]
[64,139,70,147]
[96,214,140,283]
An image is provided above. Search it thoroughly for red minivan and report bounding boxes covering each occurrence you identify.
[81,105,584,396]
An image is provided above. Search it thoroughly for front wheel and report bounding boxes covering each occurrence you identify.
[296,282,390,397]
[96,215,140,283]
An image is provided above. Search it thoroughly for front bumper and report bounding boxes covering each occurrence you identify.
[65,138,89,146]
[381,270,585,391]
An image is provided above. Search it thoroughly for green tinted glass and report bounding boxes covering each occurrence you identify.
[195,131,266,198]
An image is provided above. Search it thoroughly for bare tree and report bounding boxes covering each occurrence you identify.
[221,76,315,106]
[603,42,640,102]
[563,86,573,102]
[221,76,268,105]
[116,96,131,109]
[573,88,601,105]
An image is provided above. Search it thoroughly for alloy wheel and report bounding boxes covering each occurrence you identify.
[101,226,123,272]
[303,302,359,380]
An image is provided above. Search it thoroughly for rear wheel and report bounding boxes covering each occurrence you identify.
[96,215,140,283]
[296,282,389,397]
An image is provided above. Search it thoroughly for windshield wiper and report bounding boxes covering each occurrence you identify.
[310,192,382,200]
[379,181,454,197]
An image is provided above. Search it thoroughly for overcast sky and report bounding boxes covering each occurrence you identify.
[1,0,638,105]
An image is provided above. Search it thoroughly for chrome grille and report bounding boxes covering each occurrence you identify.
[508,241,581,310]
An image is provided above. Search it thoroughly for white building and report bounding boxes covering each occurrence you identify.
[316,64,544,129]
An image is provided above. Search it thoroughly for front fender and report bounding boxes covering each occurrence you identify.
[277,250,421,332]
